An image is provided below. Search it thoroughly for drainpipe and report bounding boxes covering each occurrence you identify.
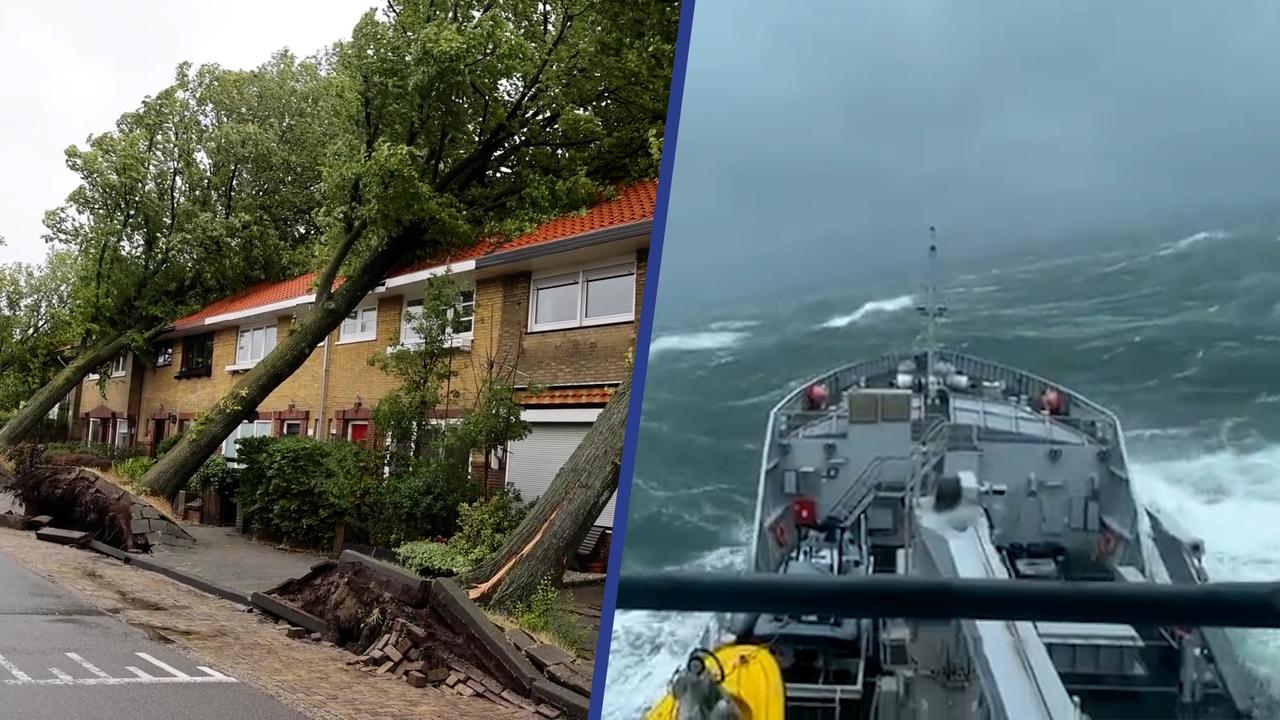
[317,333,332,439]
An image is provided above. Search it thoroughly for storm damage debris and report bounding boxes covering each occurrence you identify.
[9,464,134,549]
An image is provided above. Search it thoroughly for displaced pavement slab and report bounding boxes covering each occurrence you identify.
[145,525,321,598]
[0,527,526,720]
[0,549,303,720]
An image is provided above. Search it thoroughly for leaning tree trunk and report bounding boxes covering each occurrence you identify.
[140,231,419,498]
[0,329,140,450]
[461,375,629,610]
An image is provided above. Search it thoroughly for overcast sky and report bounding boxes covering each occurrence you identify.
[657,0,1280,309]
[0,0,373,265]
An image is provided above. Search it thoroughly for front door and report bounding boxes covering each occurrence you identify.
[348,421,369,442]
[151,420,167,458]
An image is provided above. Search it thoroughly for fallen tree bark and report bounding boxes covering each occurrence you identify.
[460,376,629,610]
[8,456,134,549]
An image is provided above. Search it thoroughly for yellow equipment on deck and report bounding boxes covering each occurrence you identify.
[643,644,785,720]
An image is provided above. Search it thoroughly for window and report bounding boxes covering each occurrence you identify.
[400,288,475,347]
[282,420,302,437]
[529,261,635,331]
[108,354,128,377]
[222,420,272,459]
[340,306,377,343]
[87,418,103,445]
[178,334,215,378]
[114,419,130,449]
[155,343,173,367]
[232,324,277,368]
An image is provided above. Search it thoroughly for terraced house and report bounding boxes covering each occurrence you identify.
[70,181,656,564]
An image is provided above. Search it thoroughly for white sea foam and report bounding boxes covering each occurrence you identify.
[707,319,760,331]
[1155,230,1229,257]
[1132,445,1280,696]
[602,534,749,720]
[819,294,915,329]
[648,330,749,356]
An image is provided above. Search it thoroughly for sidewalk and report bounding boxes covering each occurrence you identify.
[146,525,322,597]
[0,527,530,720]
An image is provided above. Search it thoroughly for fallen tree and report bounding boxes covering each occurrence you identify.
[7,447,134,549]
[460,376,629,610]
[142,0,677,497]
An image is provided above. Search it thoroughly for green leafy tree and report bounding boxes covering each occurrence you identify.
[143,0,678,497]
[0,53,342,449]
[0,249,79,416]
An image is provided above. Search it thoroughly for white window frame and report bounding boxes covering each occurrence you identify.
[282,420,303,437]
[114,418,130,449]
[87,418,103,445]
[222,420,272,461]
[88,354,129,380]
[339,305,378,344]
[228,323,277,371]
[396,286,475,351]
[528,258,636,332]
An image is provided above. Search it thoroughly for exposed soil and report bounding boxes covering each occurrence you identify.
[8,459,134,549]
[272,561,523,690]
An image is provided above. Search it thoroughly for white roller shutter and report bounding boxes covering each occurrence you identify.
[505,422,618,529]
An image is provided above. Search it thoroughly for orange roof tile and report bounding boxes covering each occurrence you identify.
[519,385,617,406]
[172,180,656,330]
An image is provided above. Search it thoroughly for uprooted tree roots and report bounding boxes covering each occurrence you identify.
[7,446,134,549]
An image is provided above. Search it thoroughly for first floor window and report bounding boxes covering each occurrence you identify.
[341,306,377,342]
[222,420,272,459]
[179,333,215,378]
[236,324,277,366]
[529,261,636,331]
[401,288,475,345]
[87,418,103,445]
[114,419,130,449]
[109,354,128,377]
[282,420,302,437]
[154,343,173,367]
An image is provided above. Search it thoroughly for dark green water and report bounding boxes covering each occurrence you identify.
[604,226,1280,716]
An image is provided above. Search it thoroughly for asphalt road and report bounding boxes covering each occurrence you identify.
[0,551,306,720]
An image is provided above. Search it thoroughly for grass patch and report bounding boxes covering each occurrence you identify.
[510,577,588,656]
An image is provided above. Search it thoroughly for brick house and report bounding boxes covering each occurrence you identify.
[70,181,654,564]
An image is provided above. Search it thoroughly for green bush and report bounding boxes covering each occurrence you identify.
[111,456,154,483]
[186,456,237,495]
[156,432,183,457]
[450,486,525,565]
[395,540,471,576]
[234,436,379,549]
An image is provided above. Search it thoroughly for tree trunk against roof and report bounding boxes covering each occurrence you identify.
[139,230,417,498]
[0,326,151,450]
[460,376,628,610]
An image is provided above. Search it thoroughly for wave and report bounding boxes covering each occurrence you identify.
[707,319,760,331]
[648,330,749,356]
[602,531,750,720]
[1155,230,1229,257]
[819,294,915,329]
[1132,445,1280,697]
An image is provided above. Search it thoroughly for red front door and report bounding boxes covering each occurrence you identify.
[348,422,369,442]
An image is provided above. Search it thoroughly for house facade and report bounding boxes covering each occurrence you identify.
[70,181,654,564]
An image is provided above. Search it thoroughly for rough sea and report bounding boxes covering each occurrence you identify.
[602,226,1280,718]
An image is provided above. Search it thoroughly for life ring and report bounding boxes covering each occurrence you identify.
[771,522,788,548]
[1096,528,1118,557]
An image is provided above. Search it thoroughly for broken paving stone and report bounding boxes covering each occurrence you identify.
[376,661,395,675]
[501,689,537,711]
[547,663,592,696]
[505,627,537,652]
[406,670,428,688]
[402,621,428,645]
[308,632,323,642]
[285,627,307,639]
[36,527,89,546]
[535,704,563,719]
[426,667,450,684]
[456,683,477,697]
[445,672,462,687]
[525,644,574,671]
[28,515,53,530]
[394,638,412,656]
[466,679,487,695]
[384,644,404,663]
[394,664,408,678]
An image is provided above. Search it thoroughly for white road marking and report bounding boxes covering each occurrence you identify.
[65,653,110,679]
[135,652,192,679]
[0,654,31,682]
[0,651,238,686]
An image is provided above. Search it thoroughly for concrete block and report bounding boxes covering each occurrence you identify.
[505,627,537,652]
[426,667,450,684]
[526,644,573,671]
[532,678,589,720]
[28,515,53,530]
[535,704,563,719]
[430,579,541,693]
[250,593,329,635]
[285,627,307,639]
[406,671,427,688]
[547,663,592,696]
[36,527,89,545]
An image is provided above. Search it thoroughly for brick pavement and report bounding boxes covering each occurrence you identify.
[0,527,531,720]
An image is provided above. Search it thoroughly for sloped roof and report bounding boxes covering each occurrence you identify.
[173,180,656,331]
[518,384,617,407]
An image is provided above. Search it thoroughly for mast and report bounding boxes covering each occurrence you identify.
[917,227,946,400]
